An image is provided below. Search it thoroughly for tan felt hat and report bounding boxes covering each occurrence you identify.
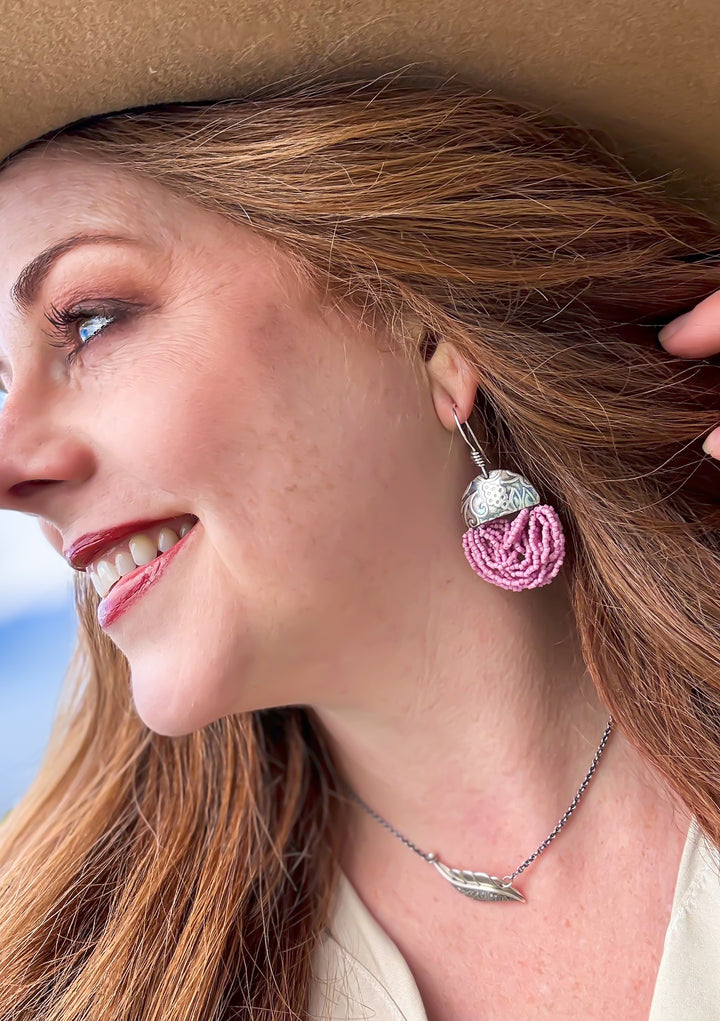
[2,0,720,213]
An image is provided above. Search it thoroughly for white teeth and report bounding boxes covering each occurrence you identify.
[88,568,105,598]
[157,526,180,552]
[96,559,120,596]
[87,517,196,598]
[129,534,158,567]
[114,550,136,577]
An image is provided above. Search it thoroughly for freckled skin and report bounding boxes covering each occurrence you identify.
[0,145,467,736]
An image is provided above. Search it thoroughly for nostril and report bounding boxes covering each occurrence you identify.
[9,479,59,499]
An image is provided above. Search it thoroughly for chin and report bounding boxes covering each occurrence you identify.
[129,672,228,737]
[124,629,271,735]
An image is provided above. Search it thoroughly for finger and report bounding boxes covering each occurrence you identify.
[703,426,720,459]
[658,289,720,358]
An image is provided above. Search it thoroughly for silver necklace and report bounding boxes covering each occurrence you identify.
[347,715,614,903]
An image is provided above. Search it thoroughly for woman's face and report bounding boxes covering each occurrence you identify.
[0,145,467,735]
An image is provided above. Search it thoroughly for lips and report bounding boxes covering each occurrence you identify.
[96,519,200,630]
[64,514,199,572]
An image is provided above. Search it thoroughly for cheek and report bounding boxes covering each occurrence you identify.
[98,301,396,584]
[96,318,261,493]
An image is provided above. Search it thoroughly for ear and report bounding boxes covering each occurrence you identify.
[425,338,478,430]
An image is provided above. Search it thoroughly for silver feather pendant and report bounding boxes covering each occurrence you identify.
[430,858,525,902]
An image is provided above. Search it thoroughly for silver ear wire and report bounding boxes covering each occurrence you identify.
[451,404,489,479]
[452,403,542,528]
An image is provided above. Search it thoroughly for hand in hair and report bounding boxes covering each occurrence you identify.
[659,291,720,457]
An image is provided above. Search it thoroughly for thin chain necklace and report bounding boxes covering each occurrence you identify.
[347,715,615,903]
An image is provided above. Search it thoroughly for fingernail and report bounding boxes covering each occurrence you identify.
[658,312,691,347]
[702,427,720,457]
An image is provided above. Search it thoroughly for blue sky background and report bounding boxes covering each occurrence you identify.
[0,509,77,814]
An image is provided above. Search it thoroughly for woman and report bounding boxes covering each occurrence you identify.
[0,59,719,1021]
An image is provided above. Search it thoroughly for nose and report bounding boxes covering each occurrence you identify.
[0,380,94,516]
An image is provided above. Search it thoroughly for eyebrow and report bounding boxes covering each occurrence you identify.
[10,232,148,313]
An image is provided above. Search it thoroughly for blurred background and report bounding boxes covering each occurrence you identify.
[0,509,76,815]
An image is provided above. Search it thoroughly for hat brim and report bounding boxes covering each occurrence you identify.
[2,0,720,214]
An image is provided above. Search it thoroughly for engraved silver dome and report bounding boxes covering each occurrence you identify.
[461,469,540,527]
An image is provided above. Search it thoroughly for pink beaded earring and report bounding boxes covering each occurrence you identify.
[452,404,565,590]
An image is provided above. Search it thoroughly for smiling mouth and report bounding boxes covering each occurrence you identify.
[88,514,199,599]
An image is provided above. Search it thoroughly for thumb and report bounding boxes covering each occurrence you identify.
[659,289,720,358]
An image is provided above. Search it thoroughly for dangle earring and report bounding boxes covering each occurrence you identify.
[452,404,565,590]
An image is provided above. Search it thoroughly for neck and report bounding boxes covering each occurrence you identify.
[312,568,681,893]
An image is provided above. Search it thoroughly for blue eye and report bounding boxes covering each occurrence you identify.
[44,302,126,366]
[0,389,6,412]
[78,315,114,344]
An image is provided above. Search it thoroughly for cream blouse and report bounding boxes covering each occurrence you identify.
[309,817,720,1019]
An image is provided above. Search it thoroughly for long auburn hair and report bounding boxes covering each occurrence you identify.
[1,74,720,1019]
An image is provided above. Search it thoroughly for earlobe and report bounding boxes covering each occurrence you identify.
[426,338,478,430]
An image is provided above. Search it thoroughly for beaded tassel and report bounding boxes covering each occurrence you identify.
[462,504,565,591]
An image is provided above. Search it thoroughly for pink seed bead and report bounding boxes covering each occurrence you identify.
[462,505,565,591]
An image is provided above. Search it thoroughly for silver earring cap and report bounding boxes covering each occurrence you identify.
[452,405,541,527]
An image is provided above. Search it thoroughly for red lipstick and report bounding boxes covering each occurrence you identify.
[64,515,197,571]
[97,520,200,629]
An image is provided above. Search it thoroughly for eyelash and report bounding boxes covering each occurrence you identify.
[44,302,127,365]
